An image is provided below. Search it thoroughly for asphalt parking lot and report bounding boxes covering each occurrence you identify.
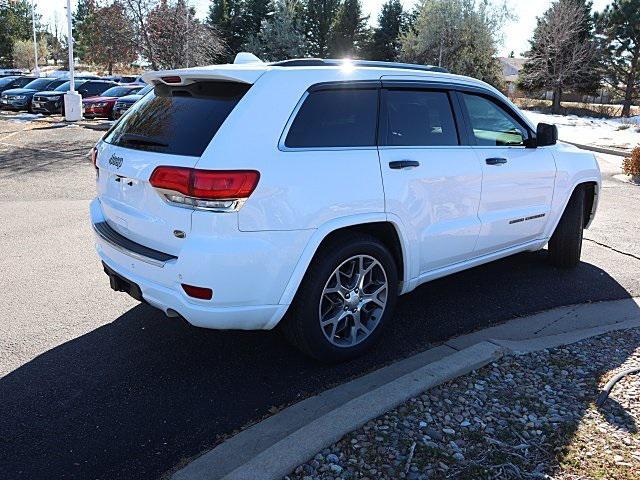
[1,111,639,480]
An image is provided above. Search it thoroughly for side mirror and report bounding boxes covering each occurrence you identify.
[536,123,558,147]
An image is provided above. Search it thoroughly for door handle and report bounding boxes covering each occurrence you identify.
[389,160,420,169]
[486,157,508,165]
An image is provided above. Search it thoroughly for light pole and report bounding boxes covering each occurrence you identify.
[31,0,39,76]
[64,0,82,121]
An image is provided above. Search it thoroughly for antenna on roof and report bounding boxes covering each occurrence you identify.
[233,52,264,65]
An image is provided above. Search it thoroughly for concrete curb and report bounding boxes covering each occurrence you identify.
[172,298,640,480]
[223,343,503,480]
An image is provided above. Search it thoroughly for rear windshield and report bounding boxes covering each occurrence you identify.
[104,81,250,157]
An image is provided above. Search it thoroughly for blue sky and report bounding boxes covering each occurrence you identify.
[40,0,612,57]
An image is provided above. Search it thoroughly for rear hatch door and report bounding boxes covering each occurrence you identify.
[97,76,256,256]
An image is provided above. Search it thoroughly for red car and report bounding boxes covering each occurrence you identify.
[83,84,144,119]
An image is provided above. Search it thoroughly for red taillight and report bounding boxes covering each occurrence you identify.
[149,167,260,200]
[161,76,182,84]
[149,166,191,195]
[181,284,213,300]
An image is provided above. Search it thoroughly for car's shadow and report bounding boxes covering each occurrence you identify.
[0,251,635,479]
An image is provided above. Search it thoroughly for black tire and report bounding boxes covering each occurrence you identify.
[281,233,398,363]
[548,187,585,268]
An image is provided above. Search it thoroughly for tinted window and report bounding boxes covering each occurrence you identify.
[0,77,18,87]
[11,77,35,88]
[101,86,142,97]
[81,82,114,96]
[462,93,528,147]
[285,89,377,148]
[23,78,56,90]
[104,81,250,157]
[382,90,458,146]
[54,80,88,92]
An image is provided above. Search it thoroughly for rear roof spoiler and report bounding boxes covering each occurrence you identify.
[142,64,268,86]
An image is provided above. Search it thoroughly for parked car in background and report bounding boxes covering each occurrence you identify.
[112,84,152,119]
[83,84,144,119]
[0,76,36,94]
[1,78,67,112]
[0,69,24,77]
[32,80,117,115]
[103,75,138,84]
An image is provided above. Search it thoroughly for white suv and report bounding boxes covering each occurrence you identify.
[91,57,601,362]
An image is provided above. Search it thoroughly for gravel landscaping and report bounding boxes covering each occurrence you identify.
[285,328,640,480]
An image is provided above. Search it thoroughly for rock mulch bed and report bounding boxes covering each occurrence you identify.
[286,328,640,480]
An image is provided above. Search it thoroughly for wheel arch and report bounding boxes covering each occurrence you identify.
[273,214,409,328]
[548,180,600,240]
[582,181,598,229]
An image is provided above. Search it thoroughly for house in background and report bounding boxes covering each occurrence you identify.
[498,56,526,96]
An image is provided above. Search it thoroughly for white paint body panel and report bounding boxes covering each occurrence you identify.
[91,64,601,330]
[378,146,482,275]
[472,146,556,255]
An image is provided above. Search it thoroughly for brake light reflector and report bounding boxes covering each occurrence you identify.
[181,284,213,300]
[149,167,260,211]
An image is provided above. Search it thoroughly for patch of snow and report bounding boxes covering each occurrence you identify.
[523,110,640,152]
[0,112,44,123]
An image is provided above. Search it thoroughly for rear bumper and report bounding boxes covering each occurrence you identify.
[90,198,310,330]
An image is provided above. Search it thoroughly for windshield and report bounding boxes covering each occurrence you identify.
[0,77,18,86]
[104,81,251,157]
[101,86,142,97]
[53,80,87,92]
[23,78,55,90]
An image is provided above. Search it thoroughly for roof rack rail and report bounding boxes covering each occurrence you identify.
[270,58,449,74]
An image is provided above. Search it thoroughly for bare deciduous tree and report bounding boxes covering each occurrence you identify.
[123,0,158,69]
[84,1,137,74]
[147,0,225,69]
[520,0,601,114]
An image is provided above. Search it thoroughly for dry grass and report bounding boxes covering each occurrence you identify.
[513,98,640,118]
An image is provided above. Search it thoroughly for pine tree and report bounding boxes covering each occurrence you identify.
[207,0,246,61]
[245,0,305,61]
[596,0,640,117]
[73,0,96,61]
[369,0,404,61]
[328,0,369,58]
[519,0,601,114]
[0,0,35,65]
[243,0,274,39]
[304,0,340,57]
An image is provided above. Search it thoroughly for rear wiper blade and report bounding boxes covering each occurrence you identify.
[120,133,168,147]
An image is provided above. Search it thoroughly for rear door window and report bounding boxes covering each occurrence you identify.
[380,89,459,146]
[104,81,251,157]
[81,82,113,96]
[284,88,378,148]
